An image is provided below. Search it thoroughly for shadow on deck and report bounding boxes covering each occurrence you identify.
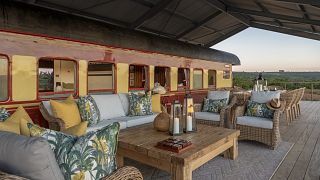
[272,101,320,180]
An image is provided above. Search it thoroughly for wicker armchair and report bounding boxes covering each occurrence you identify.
[280,90,296,125]
[233,100,285,149]
[0,166,143,180]
[39,102,66,131]
[195,95,237,128]
[291,88,305,118]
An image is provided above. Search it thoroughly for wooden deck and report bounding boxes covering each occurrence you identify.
[272,101,320,180]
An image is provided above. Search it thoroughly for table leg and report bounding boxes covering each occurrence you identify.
[223,138,238,160]
[116,154,124,168]
[171,163,192,180]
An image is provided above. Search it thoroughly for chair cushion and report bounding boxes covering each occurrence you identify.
[195,112,220,122]
[118,93,130,115]
[251,91,281,103]
[128,92,153,116]
[0,107,10,121]
[202,98,228,113]
[61,121,88,136]
[50,96,81,129]
[77,95,101,127]
[0,131,64,180]
[92,94,126,119]
[112,114,158,128]
[87,119,127,132]
[237,116,273,129]
[245,100,274,119]
[207,90,230,103]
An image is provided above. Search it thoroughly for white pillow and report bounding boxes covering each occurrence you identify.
[251,91,281,103]
[118,93,129,116]
[207,91,230,103]
[91,94,126,120]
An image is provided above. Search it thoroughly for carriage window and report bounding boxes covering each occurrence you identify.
[154,66,170,89]
[178,68,189,90]
[88,62,114,94]
[208,70,216,89]
[38,59,76,99]
[129,65,148,90]
[0,56,8,101]
[193,69,203,89]
[223,70,231,79]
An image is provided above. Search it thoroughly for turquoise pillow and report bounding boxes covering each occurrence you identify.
[128,92,153,116]
[245,100,275,119]
[28,122,120,180]
[77,95,101,127]
[203,98,228,113]
[0,108,10,121]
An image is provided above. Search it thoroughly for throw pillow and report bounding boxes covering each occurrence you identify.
[128,92,153,116]
[50,95,81,129]
[77,95,101,126]
[152,94,162,113]
[0,131,64,180]
[62,121,88,136]
[28,122,120,180]
[202,98,228,113]
[0,121,20,134]
[245,100,275,119]
[0,107,10,121]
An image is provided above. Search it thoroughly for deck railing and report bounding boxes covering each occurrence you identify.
[268,82,320,101]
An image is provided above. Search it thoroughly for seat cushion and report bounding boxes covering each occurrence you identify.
[207,90,230,103]
[61,121,88,136]
[195,112,220,122]
[251,91,281,103]
[237,116,273,129]
[118,93,129,115]
[0,131,64,180]
[112,114,158,128]
[87,119,127,132]
[92,94,126,119]
[50,96,81,129]
[77,95,101,126]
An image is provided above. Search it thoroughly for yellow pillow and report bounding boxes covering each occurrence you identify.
[0,106,34,135]
[50,96,81,129]
[152,94,162,113]
[62,121,88,136]
[20,118,34,136]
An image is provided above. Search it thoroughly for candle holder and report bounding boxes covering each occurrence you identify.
[169,100,183,136]
[183,93,197,133]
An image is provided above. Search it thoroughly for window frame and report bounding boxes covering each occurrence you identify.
[177,68,190,91]
[37,58,79,100]
[223,65,231,79]
[87,61,116,94]
[193,68,204,90]
[0,54,10,102]
[128,64,150,91]
[154,66,170,90]
[208,69,217,89]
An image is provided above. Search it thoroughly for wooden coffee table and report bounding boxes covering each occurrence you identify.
[117,123,240,180]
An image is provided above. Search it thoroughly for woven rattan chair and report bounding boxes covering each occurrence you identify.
[0,166,143,180]
[233,99,285,149]
[280,90,296,125]
[291,88,304,119]
[296,87,305,116]
[195,94,237,128]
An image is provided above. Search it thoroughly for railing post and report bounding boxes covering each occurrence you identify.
[284,83,287,90]
[311,83,314,101]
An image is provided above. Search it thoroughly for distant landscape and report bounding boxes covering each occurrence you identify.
[233,72,320,100]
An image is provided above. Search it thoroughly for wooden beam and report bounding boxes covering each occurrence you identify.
[298,4,316,32]
[130,0,172,29]
[228,6,320,26]
[205,0,251,26]
[254,1,283,26]
[204,25,247,47]
[251,22,320,41]
[273,0,320,8]
[177,11,222,39]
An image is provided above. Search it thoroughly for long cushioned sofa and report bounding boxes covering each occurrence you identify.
[40,93,160,131]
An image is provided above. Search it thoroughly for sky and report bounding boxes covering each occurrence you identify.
[212,28,320,72]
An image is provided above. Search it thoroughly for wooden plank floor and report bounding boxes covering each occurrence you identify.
[272,101,320,180]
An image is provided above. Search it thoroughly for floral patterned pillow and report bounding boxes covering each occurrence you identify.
[128,92,153,116]
[28,122,120,180]
[245,100,275,119]
[77,95,101,127]
[0,108,10,121]
[202,98,228,113]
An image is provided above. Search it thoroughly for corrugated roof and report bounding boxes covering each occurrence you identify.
[13,0,320,47]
